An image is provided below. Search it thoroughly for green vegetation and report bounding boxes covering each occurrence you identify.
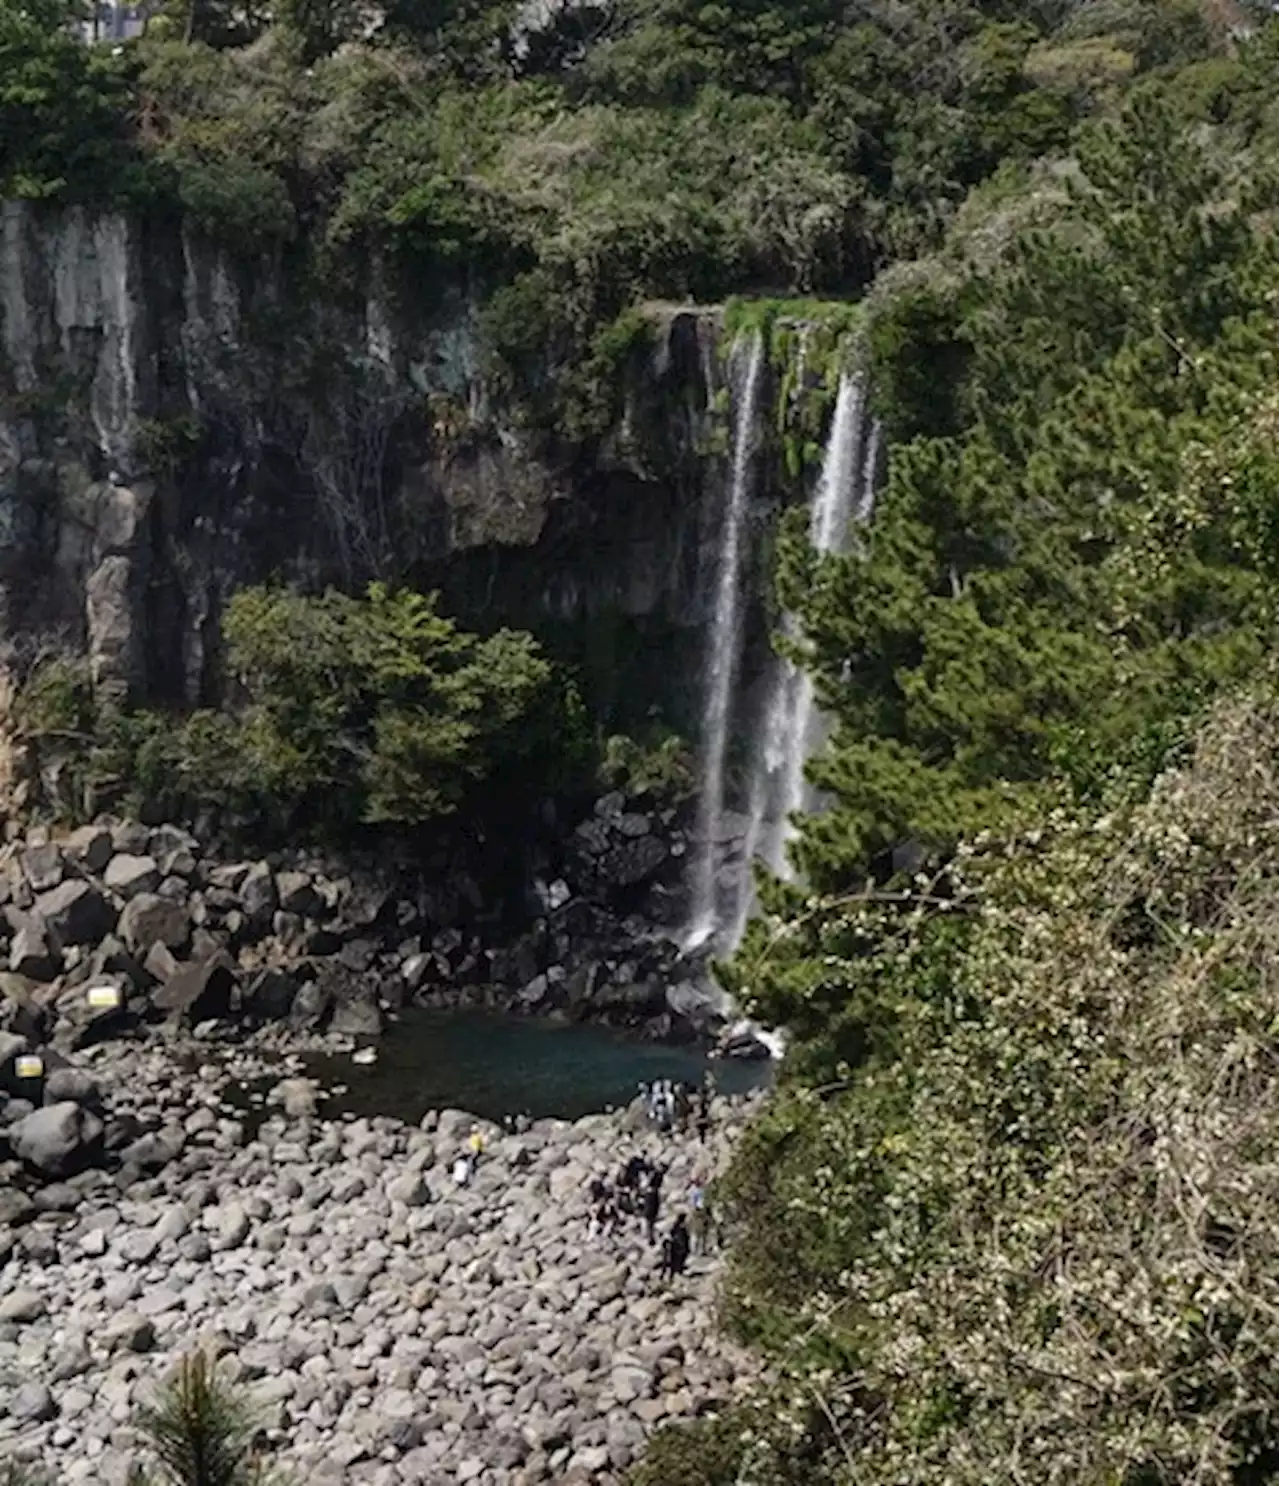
[7,0,1265,433]
[684,20,1277,1486]
[707,690,1276,1484]
[598,728,694,805]
[15,584,574,840]
[129,1350,281,1485]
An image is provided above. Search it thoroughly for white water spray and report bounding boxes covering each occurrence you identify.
[685,334,765,949]
[729,368,880,944]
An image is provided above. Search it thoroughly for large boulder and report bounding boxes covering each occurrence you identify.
[240,968,298,1021]
[64,825,114,874]
[33,880,115,946]
[153,952,236,1022]
[44,1065,102,1108]
[288,978,333,1031]
[8,916,57,981]
[330,993,384,1038]
[103,853,161,899]
[118,893,190,955]
[240,862,278,926]
[8,1100,104,1175]
[275,870,323,917]
[20,842,64,893]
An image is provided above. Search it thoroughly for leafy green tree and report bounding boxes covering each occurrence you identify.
[0,0,137,198]
[213,582,558,829]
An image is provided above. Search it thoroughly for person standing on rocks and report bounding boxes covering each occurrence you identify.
[696,1077,713,1144]
[641,1173,661,1245]
[687,1173,709,1254]
[674,1081,691,1132]
[660,1214,691,1282]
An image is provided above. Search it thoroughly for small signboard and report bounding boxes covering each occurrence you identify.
[87,985,122,1010]
[15,1055,43,1080]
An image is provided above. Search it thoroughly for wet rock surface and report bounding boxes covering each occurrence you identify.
[0,1032,762,1484]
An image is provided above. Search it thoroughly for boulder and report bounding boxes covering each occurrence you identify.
[43,1066,102,1107]
[120,1128,183,1170]
[111,821,151,854]
[270,1077,319,1120]
[64,825,113,873]
[8,1101,104,1175]
[240,862,278,926]
[103,853,161,899]
[10,1381,56,1422]
[288,979,332,1030]
[118,893,190,955]
[153,952,236,1022]
[240,967,297,1021]
[143,940,180,984]
[33,880,115,946]
[8,916,56,981]
[276,870,323,917]
[0,974,46,1040]
[148,825,198,878]
[0,1289,46,1323]
[20,842,64,893]
[330,992,384,1038]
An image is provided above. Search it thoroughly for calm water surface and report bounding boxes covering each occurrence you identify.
[301,1008,774,1125]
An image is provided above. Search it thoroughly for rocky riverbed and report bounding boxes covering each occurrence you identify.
[0,1031,763,1485]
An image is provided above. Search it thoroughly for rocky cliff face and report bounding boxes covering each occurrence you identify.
[0,201,774,735]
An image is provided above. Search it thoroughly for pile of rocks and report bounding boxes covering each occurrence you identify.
[0,1035,762,1485]
[0,803,742,1067]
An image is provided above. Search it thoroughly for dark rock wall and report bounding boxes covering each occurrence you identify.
[0,201,787,740]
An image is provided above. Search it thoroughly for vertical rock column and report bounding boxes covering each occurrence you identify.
[86,479,154,709]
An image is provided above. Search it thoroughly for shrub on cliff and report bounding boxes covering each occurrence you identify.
[709,688,1278,1485]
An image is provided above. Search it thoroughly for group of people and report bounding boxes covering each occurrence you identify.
[583,1100,720,1284]
[445,1072,721,1282]
[639,1071,716,1142]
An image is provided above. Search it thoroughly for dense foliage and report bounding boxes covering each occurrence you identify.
[732,61,1277,1046]
[15,584,570,839]
[696,691,1277,1485]
[6,0,1268,430]
[686,16,1278,1485]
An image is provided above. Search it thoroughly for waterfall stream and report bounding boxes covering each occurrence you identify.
[685,333,765,949]
[729,368,881,945]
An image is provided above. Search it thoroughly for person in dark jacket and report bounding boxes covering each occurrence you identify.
[660,1215,691,1281]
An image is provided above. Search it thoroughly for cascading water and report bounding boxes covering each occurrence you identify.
[684,333,765,950]
[729,367,881,945]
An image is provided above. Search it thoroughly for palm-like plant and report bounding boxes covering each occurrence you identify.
[129,1352,275,1486]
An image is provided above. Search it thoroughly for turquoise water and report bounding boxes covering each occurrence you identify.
[303,1008,774,1125]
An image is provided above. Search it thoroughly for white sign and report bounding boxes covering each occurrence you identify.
[86,985,122,1010]
[15,1055,43,1080]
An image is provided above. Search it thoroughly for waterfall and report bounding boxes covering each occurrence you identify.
[729,368,881,944]
[685,333,765,949]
